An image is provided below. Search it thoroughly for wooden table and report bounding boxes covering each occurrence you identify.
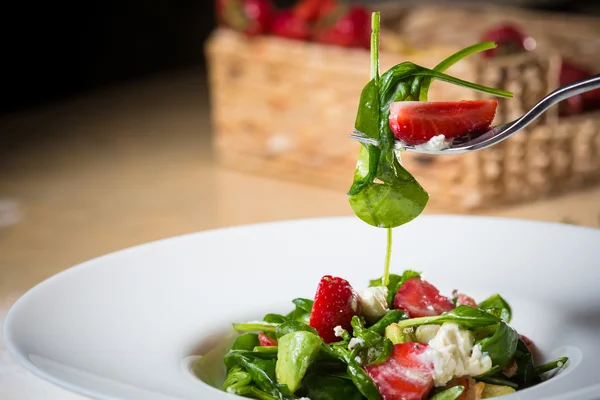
[1,68,599,302]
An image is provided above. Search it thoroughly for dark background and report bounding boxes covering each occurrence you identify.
[0,0,596,117]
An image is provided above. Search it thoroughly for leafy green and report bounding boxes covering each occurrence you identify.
[321,337,382,400]
[370,270,421,305]
[512,339,540,388]
[285,298,313,324]
[275,320,319,339]
[368,309,409,335]
[478,322,519,367]
[477,375,519,389]
[419,41,498,101]
[224,350,292,400]
[429,386,465,400]
[302,374,364,400]
[535,357,568,375]
[350,316,394,366]
[276,331,322,393]
[479,294,512,323]
[348,26,511,231]
[263,314,288,324]
[395,305,501,329]
[233,321,279,333]
[232,333,260,351]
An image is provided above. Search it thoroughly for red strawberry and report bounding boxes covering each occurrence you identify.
[394,278,454,318]
[313,5,371,49]
[271,10,311,41]
[559,61,600,116]
[365,342,434,400]
[308,275,360,343]
[452,290,478,307]
[217,0,274,36]
[481,24,528,58]
[389,100,498,146]
[258,332,278,347]
[293,0,338,22]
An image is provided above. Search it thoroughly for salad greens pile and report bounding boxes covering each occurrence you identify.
[221,271,568,400]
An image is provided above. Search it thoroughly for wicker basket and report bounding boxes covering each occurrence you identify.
[205,4,600,211]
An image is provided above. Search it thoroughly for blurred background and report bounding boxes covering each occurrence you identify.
[1,0,599,396]
[1,0,600,318]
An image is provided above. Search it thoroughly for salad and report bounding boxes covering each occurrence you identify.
[219,11,567,400]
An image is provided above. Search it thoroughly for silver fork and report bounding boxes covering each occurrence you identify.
[349,74,600,155]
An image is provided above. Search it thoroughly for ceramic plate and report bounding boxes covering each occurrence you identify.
[3,216,600,400]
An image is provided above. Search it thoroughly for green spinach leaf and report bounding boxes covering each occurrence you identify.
[429,386,465,400]
[478,322,519,368]
[368,309,409,335]
[479,294,512,323]
[303,374,364,400]
[395,305,501,329]
[232,333,260,351]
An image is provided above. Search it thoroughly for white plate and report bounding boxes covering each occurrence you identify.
[3,216,600,400]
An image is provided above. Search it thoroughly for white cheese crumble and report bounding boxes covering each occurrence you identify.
[414,134,453,151]
[419,323,492,386]
[333,325,345,338]
[358,286,389,323]
[348,337,365,350]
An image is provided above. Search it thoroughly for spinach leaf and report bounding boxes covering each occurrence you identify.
[263,314,287,324]
[276,331,322,393]
[283,298,313,324]
[429,386,465,400]
[350,316,394,366]
[321,338,382,400]
[479,294,512,323]
[513,339,540,388]
[233,321,279,333]
[370,270,421,305]
[395,305,500,329]
[347,361,382,400]
[349,181,429,228]
[534,357,568,375]
[232,333,260,351]
[224,351,292,399]
[419,41,498,101]
[477,376,519,389]
[369,310,409,335]
[276,320,319,339]
[478,322,519,368]
[223,366,253,393]
[303,374,364,400]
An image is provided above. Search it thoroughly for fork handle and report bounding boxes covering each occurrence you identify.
[505,74,600,135]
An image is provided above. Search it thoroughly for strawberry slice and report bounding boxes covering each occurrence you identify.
[258,332,278,347]
[452,290,478,307]
[389,100,498,146]
[309,275,360,343]
[394,278,454,318]
[365,342,434,400]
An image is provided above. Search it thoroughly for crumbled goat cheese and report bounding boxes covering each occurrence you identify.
[419,323,492,386]
[358,286,389,323]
